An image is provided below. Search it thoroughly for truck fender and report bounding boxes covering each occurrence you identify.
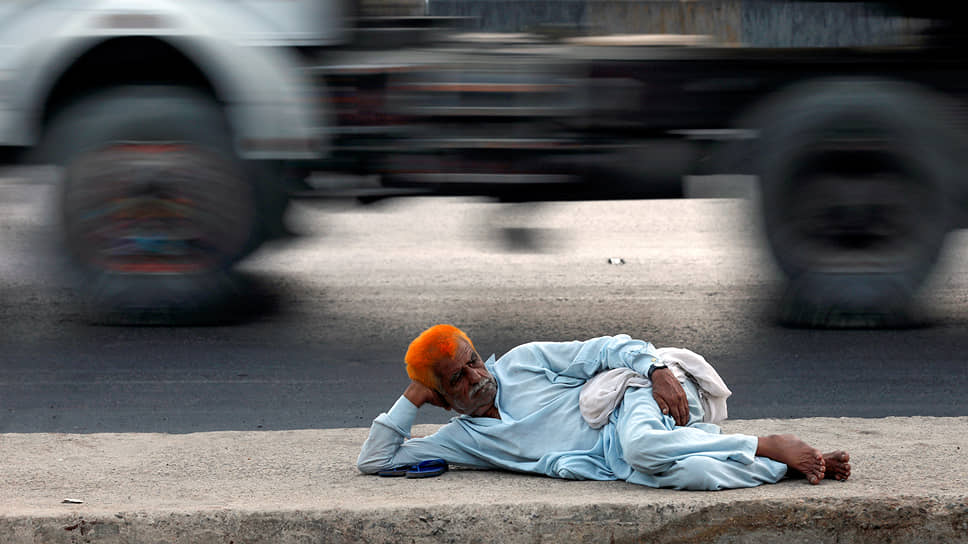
[0,1,329,159]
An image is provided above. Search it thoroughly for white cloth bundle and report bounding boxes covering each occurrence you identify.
[579,347,732,428]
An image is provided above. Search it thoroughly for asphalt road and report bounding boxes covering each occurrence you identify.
[1,176,967,433]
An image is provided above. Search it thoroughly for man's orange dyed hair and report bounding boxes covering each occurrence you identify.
[405,324,474,391]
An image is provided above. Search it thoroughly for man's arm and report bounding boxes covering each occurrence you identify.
[357,381,492,473]
[403,380,449,410]
[513,335,689,425]
[512,335,663,379]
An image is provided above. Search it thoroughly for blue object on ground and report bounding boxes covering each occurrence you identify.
[378,459,448,478]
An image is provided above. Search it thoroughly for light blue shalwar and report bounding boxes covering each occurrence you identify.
[357,335,787,490]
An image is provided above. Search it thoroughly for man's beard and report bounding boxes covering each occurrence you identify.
[461,377,497,415]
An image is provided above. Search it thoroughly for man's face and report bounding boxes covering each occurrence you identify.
[433,339,497,417]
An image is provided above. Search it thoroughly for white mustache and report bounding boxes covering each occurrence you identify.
[470,378,494,397]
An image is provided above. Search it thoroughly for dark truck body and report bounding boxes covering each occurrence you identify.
[304,33,968,206]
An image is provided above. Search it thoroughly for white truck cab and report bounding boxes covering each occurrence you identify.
[0,0,345,153]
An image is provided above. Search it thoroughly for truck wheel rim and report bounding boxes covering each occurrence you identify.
[62,143,254,275]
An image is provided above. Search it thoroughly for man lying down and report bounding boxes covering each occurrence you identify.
[358,325,850,490]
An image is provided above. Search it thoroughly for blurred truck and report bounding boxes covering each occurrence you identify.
[0,0,964,326]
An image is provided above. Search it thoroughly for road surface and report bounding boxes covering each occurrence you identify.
[1,175,966,433]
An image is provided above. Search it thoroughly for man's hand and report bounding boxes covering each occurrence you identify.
[650,367,689,426]
[404,380,450,410]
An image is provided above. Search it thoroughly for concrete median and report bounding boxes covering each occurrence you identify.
[2,417,966,543]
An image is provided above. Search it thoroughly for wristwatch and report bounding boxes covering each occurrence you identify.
[647,361,668,380]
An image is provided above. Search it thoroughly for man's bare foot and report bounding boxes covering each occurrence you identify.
[756,434,825,484]
[824,451,851,481]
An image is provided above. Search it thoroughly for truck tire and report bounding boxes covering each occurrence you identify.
[41,86,263,321]
[748,79,960,327]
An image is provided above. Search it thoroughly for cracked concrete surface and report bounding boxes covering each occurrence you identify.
[2,417,967,543]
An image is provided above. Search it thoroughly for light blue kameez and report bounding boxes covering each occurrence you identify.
[357,335,787,490]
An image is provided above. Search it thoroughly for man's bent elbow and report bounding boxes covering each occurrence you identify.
[357,451,393,474]
[357,457,387,474]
